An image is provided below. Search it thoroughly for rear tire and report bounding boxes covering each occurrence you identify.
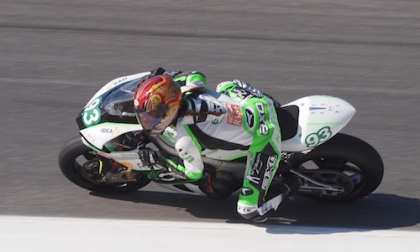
[58,137,150,194]
[292,133,384,201]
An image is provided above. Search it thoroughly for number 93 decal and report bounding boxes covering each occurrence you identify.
[82,98,101,127]
[304,126,332,147]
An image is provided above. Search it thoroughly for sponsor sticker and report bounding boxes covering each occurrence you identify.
[233,80,263,97]
[256,102,265,114]
[232,87,253,100]
[245,108,255,128]
[250,153,262,177]
[247,175,261,185]
[241,187,253,196]
[259,122,269,135]
[261,155,277,190]
[211,118,221,125]
[100,128,113,134]
[226,103,242,126]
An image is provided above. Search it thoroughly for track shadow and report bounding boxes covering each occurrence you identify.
[91,191,420,233]
[264,193,420,234]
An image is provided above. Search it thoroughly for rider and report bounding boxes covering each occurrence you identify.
[133,67,298,221]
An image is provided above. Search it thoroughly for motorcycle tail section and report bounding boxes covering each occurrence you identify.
[281,95,356,152]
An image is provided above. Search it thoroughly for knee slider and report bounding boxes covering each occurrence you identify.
[175,136,197,163]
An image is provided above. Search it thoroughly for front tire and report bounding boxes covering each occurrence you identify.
[292,133,384,201]
[58,137,150,193]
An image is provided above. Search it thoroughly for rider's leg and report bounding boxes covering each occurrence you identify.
[170,125,204,181]
[237,97,286,220]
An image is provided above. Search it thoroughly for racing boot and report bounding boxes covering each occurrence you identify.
[237,159,301,223]
[238,174,300,223]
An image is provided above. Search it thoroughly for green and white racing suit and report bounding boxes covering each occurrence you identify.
[170,71,284,219]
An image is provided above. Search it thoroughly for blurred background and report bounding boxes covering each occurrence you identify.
[1,0,419,229]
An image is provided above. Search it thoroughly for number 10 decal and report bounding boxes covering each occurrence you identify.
[83,98,101,127]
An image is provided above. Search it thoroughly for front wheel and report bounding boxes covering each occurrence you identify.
[58,137,150,193]
[290,133,384,201]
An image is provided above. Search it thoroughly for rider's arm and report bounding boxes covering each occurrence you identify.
[174,71,208,93]
[216,79,263,98]
[149,67,207,90]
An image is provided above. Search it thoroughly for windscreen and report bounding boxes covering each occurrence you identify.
[102,79,140,116]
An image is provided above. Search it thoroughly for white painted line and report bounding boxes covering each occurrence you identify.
[0,215,418,252]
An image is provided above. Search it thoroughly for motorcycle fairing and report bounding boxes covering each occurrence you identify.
[78,72,355,162]
[281,95,356,152]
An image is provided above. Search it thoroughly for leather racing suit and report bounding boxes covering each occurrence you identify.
[165,70,285,220]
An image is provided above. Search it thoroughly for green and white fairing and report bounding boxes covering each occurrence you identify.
[77,72,355,173]
[281,95,356,152]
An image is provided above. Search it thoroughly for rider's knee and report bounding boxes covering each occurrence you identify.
[175,136,200,164]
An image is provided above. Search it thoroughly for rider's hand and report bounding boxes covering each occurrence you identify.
[138,148,158,167]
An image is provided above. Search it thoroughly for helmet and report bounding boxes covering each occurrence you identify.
[134,74,182,134]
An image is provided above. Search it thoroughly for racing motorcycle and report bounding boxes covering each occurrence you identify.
[59,72,384,203]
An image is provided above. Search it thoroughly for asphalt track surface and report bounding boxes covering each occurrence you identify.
[1,0,420,231]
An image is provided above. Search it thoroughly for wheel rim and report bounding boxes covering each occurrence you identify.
[74,152,135,189]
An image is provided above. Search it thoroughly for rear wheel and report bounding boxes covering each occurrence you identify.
[290,133,384,201]
[58,137,150,193]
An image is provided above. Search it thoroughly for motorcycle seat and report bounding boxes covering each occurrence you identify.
[275,105,299,141]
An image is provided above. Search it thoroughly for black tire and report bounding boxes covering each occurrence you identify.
[58,137,150,194]
[292,133,384,201]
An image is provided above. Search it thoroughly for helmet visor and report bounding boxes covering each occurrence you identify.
[136,103,169,132]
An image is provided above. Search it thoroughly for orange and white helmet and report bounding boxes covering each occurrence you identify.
[134,74,182,134]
